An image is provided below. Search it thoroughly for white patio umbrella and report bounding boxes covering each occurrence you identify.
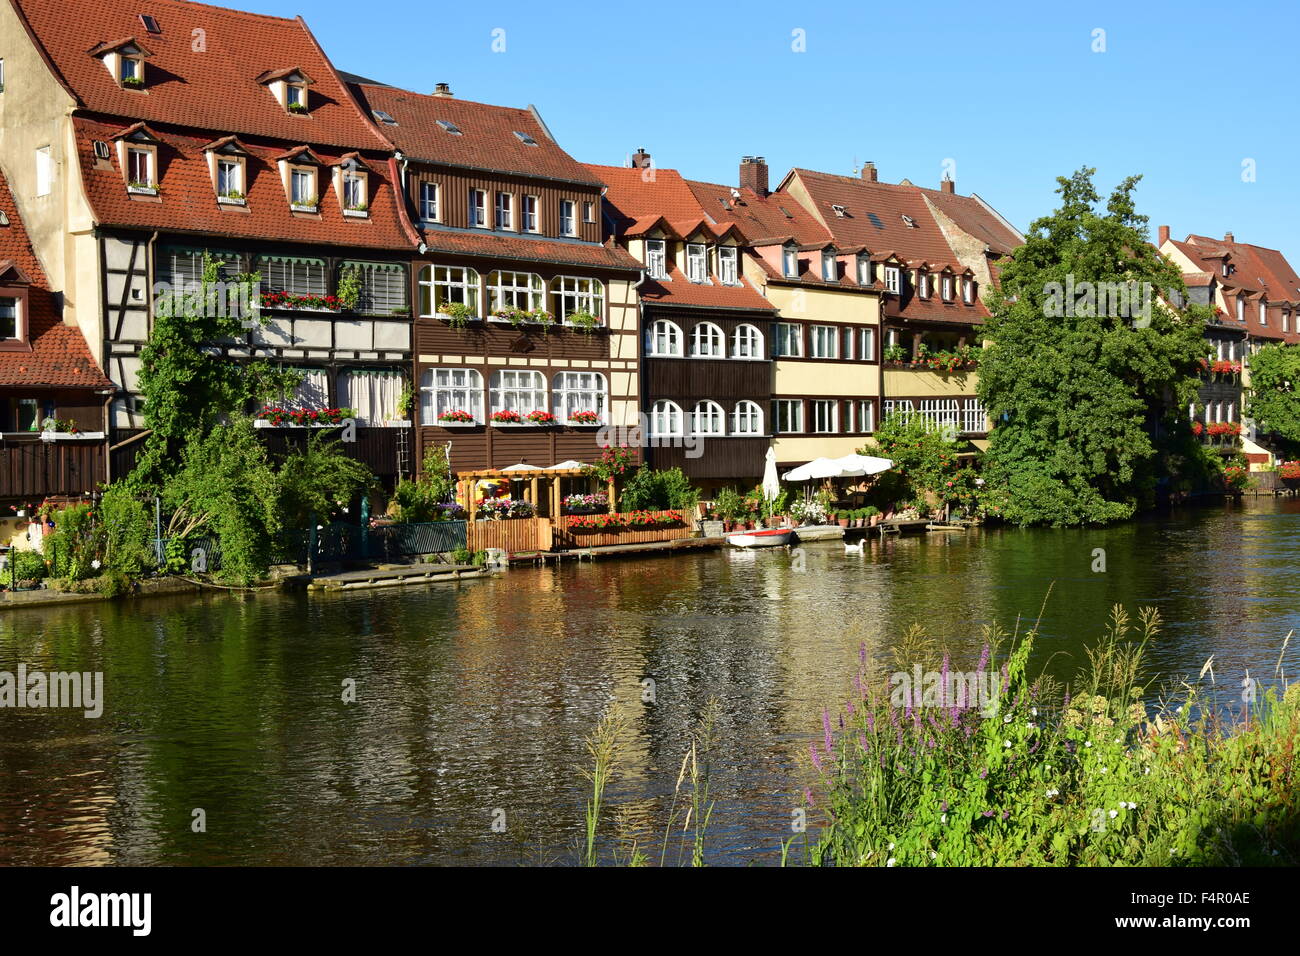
[782,457,846,481]
[547,460,588,470]
[828,453,894,477]
[761,447,780,502]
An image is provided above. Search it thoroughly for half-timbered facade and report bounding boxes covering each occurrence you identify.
[2,0,417,482]
[350,82,643,491]
[592,157,775,490]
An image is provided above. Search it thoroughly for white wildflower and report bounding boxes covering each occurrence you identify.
[1108,809,1118,819]
[886,858,897,867]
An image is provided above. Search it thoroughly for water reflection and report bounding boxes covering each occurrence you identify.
[1,498,1297,865]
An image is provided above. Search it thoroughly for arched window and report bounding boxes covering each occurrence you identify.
[732,324,763,359]
[649,400,684,437]
[552,371,607,423]
[691,400,725,436]
[731,400,763,435]
[489,369,548,416]
[690,322,725,358]
[420,367,483,423]
[418,264,480,317]
[486,270,544,313]
[549,276,605,323]
[647,319,683,357]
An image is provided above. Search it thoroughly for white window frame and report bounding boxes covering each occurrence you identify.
[857,400,875,433]
[857,257,872,285]
[559,199,576,236]
[650,400,684,438]
[550,275,604,323]
[773,399,803,434]
[718,246,739,285]
[494,191,514,231]
[646,239,667,279]
[35,147,52,196]
[420,181,440,222]
[885,266,901,295]
[773,322,803,357]
[810,325,838,359]
[552,371,607,423]
[418,264,481,317]
[1237,296,1245,322]
[421,367,484,423]
[487,270,544,313]
[859,327,876,361]
[782,247,798,278]
[810,399,838,434]
[0,295,23,342]
[1260,300,1267,325]
[216,158,243,198]
[489,369,548,416]
[290,166,316,206]
[731,400,763,435]
[691,400,726,436]
[821,252,836,281]
[127,146,154,187]
[963,278,975,304]
[469,188,487,228]
[918,272,930,299]
[686,243,708,283]
[342,171,366,210]
[732,324,763,359]
[942,275,954,301]
[647,319,684,357]
[690,322,725,358]
[523,194,539,232]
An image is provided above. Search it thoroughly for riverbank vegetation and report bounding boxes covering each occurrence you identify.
[977,168,1216,526]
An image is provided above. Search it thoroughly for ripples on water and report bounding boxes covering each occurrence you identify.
[1,498,1297,865]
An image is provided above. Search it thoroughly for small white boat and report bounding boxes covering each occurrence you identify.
[726,528,795,548]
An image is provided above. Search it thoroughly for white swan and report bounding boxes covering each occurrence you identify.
[844,539,865,554]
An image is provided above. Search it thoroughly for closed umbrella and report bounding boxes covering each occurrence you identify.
[762,447,780,502]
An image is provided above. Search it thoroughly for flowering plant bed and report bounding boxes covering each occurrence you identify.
[437,409,477,424]
[524,410,557,425]
[1223,463,1250,492]
[492,307,554,327]
[1205,422,1242,437]
[256,406,353,426]
[476,497,535,519]
[566,509,684,530]
[563,493,609,514]
[1199,358,1243,375]
[260,291,343,311]
[583,445,636,482]
[1278,461,1300,481]
[489,410,523,424]
[1191,421,1204,436]
[568,410,602,425]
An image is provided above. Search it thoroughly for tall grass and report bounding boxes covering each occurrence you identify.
[808,602,1300,866]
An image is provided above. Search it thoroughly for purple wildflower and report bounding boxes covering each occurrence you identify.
[810,742,824,773]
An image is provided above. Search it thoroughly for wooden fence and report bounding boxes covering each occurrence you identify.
[467,518,552,554]
[0,436,107,499]
[553,512,693,550]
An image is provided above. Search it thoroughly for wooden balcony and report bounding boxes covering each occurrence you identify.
[0,433,108,500]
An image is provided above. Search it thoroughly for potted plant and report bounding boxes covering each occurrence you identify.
[865,505,882,527]
[566,310,600,334]
[437,301,476,330]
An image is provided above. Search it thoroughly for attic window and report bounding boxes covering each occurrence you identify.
[119,51,145,88]
[831,204,847,218]
[372,110,398,125]
[901,215,917,228]
[512,131,538,146]
[139,14,161,34]
[436,120,462,135]
[778,205,794,220]
[93,140,111,161]
[285,82,308,114]
[782,246,798,279]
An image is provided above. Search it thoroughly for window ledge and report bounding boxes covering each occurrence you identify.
[343,209,369,219]
[489,421,547,428]
[432,421,481,428]
[217,195,246,206]
[290,203,320,214]
[127,185,159,196]
[24,431,107,441]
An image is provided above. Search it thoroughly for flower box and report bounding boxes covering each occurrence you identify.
[217,195,246,206]
[342,208,369,219]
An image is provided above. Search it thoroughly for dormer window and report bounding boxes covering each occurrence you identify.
[646,239,667,280]
[1236,295,1245,322]
[782,245,798,279]
[918,271,930,299]
[0,296,20,341]
[0,261,31,350]
[857,256,872,285]
[259,68,315,115]
[203,136,250,204]
[884,265,901,294]
[963,277,975,304]
[821,251,836,281]
[1260,300,1267,325]
[217,157,243,200]
[126,146,155,191]
[342,171,366,212]
[288,166,318,211]
[495,191,514,230]
[331,155,370,215]
[120,52,144,88]
[686,243,708,283]
[469,189,487,227]
[419,182,439,221]
[559,199,576,236]
[718,246,738,285]
[942,275,954,301]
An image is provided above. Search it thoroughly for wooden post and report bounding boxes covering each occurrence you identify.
[607,477,616,513]
[529,476,539,511]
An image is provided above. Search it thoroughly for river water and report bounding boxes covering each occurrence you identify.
[2,498,1297,866]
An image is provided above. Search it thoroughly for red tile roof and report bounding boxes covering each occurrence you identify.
[917,187,1023,256]
[419,228,640,273]
[9,0,391,150]
[0,167,112,388]
[72,117,415,250]
[354,83,603,186]
[1170,235,1300,342]
[587,165,775,311]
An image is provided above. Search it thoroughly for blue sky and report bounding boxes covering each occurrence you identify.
[253,0,1298,256]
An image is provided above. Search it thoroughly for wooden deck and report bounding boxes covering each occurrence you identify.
[306,562,490,592]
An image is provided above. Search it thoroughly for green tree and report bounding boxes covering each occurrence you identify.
[866,412,967,511]
[976,168,1210,526]
[1246,344,1300,456]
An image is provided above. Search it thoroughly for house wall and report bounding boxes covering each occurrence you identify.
[0,3,102,366]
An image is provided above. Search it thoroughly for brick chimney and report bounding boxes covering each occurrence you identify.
[1224,231,1234,243]
[1157,225,1169,247]
[861,161,877,182]
[432,82,453,97]
[631,147,651,169]
[740,156,768,196]
[940,175,955,194]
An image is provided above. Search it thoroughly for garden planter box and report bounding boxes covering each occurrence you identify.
[466,517,552,554]
[555,512,691,549]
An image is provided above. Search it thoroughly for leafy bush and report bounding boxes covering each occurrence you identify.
[619,467,699,513]
[9,548,48,582]
[97,484,154,577]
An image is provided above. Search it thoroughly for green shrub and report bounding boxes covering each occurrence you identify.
[620,466,699,512]
[10,549,48,582]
